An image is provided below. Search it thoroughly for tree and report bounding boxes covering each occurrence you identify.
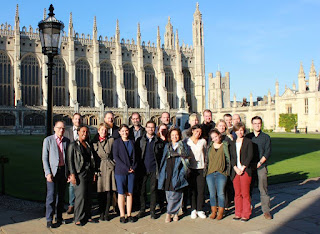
[279,113,298,132]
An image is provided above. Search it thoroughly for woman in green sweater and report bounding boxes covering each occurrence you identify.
[204,129,230,220]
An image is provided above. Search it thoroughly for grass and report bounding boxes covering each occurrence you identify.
[267,133,320,184]
[0,133,319,201]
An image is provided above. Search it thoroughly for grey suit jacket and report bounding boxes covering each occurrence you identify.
[42,134,70,177]
[64,126,76,143]
[64,126,91,143]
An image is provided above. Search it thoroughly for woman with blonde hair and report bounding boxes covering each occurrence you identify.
[215,119,233,142]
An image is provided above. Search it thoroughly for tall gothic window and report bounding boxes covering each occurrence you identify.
[76,59,91,107]
[145,65,157,108]
[21,55,40,106]
[100,61,114,107]
[53,57,66,106]
[305,98,308,114]
[0,52,12,106]
[165,67,175,108]
[123,63,135,108]
[183,69,192,111]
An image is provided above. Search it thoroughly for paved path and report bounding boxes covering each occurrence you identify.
[0,178,319,234]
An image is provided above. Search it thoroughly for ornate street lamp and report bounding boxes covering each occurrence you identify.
[38,4,64,136]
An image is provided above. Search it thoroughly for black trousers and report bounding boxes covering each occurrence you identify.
[138,171,157,212]
[73,170,93,223]
[98,191,112,215]
[224,176,235,208]
[189,169,205,211]
[45,167,67,221]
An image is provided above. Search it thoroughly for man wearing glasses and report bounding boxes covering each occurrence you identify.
[42,121,70,228]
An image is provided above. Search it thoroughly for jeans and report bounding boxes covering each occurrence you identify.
[69,183,75,207]
[166,191,183,215]
[206,172,227,207]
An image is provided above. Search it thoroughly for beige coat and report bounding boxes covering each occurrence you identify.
[93,138,117,192]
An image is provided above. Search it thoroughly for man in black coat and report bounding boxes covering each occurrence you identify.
[93,111,120,141]
[129,112,145,141]
[63,113,82,215]
[200,109,216,141]
[135,120,165,219]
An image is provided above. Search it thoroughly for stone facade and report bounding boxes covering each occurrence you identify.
[0,4,205,134]
[208,61,320,132]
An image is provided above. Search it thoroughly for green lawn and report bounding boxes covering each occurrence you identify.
[267,133,320,184]
[0,133,319,201]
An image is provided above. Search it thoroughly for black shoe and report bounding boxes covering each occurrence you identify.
[88,219,99,223]
[47,221,53,228]
[128,216,135,223]
[150,211,156,219]
[120,216,126,224]
[233,216,241,221]
[56,219,65,226]
[241,218,249,222]
[105,214,110,221]
[137,210,145,219]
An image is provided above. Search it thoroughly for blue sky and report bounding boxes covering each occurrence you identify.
[1,0,319,104]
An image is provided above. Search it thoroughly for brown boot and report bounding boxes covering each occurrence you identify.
[216,207,224,220]
[209,206,217,219]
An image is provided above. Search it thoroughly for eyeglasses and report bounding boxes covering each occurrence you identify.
[55,127,65,130]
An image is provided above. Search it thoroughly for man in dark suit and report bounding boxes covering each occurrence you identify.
[42,121,70,228]
[135,120,165,219]
[63,113,82,214]
[64,113,81,143]
[129,112,145,141]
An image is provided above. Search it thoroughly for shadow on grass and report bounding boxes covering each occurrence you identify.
[268,171,309,185]
[268,137,320,166]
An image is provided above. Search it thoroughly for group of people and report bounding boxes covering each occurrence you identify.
[42,109,272,228]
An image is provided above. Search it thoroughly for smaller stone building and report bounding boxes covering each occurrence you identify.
[208,61,320,132]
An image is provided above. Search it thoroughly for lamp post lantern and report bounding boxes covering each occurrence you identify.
[38,4,64,136]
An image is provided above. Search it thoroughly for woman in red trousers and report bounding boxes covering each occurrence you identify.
[229,122,253,222]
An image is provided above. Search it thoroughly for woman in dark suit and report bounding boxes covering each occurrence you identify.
[113,124,137,223]
[67,124,98,226]
[229,122,253,222]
